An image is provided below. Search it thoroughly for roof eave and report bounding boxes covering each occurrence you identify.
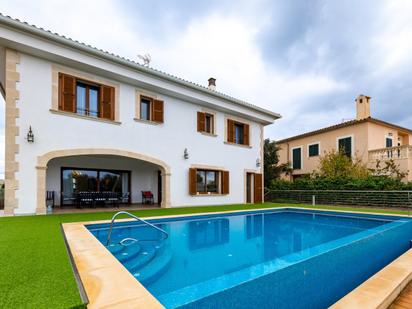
[0,14,280,121]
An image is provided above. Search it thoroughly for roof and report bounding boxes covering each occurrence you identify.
[0,13,280,120]
[277,117,412,143]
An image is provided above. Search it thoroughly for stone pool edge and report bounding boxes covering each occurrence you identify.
[62,222,164,308]
[62,206,412,308]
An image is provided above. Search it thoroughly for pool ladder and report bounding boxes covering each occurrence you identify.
[106,211,168,246]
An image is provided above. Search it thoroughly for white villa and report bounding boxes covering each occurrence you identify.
[0,14,280,215]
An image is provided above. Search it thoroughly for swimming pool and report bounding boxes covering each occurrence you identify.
[86,208,412,308]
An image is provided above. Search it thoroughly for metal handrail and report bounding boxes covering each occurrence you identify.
[106,211,168,246]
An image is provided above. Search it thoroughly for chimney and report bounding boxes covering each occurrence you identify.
[208,77,216,91]
[356,94,371,120]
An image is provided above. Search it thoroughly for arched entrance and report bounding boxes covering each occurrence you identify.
[35,148,171,214]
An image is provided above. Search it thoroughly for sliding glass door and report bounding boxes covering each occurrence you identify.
[61,167,130,205]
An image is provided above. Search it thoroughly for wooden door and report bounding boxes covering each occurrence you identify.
[246,172,253,203]
[254,173,263,204]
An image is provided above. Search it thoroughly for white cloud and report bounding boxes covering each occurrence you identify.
[0,0,412,177]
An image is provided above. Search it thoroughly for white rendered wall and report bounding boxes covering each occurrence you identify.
[15,53,263,214]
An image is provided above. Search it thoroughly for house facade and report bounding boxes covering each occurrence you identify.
[278,95,412,181]
[0,15,280,215]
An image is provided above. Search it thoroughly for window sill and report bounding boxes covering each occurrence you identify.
[191,192,228,196]
[308,155,319,158]
[224,141,252,149]
[199,131,217,137]
[50,109,120,125]
[133,118,161,125]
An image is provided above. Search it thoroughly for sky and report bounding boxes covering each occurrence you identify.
[1,0,412,177]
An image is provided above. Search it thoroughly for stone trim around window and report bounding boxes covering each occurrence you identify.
[51,64,120,122]
[50,109,121,125]
[4,49,20,216]
[134,89,161,124]
[224,115,252,147]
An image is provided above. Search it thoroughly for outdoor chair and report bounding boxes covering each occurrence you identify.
[78,192,94,208]
[94,192,107,206]
[142,191,154,204]
[120,192,130,204]
[46,191,55,208]
[107,192,120,207]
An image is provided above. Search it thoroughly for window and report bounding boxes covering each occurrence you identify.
[292,148,302,170]
[58,73,114,120]
[140,97,151,121]
[196,170,219,193]
[386,137,393,158]
[338,136,352,157]
[189,168,229,195]
[197,112,215,134]
[76,82,100,117]
[138,95,164,123]
[205,114,214,134]
[227,119,249,146]
[308,143,319,157]
[61,167,130,205]
[234,123,244,144]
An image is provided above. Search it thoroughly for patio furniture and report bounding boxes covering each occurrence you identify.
[46,191,55,208]
[78,191,95,208]
[94,192,107,206]
[107,192,120,207]
[120,192,130,204]
[142,191,154,204]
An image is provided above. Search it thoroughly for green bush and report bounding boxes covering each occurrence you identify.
[269,175,408,191]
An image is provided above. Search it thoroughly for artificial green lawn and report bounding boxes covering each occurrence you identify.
[1,202,411,308]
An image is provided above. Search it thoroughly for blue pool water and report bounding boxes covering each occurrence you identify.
[87,208,412,308]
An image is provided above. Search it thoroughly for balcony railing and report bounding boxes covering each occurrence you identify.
[368,145,412,161]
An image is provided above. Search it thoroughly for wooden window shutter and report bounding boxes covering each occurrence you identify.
[244,124,250,146]
[227,119,235,143]
[189,168,197,195]
[254,173,263,203]
[197,112,205,132]
[222,171,229,194]
[58,73,76,112]
[152,99,164,123]
[100,85,115,120]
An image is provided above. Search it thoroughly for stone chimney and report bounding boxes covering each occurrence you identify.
[208,77,216,91]
[356,94,371,120]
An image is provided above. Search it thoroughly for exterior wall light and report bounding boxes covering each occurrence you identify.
[26,126,34,143]
[256,158,261,167]
[184,148,189,159]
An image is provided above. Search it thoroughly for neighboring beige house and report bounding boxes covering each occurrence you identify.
[277,95,412,181]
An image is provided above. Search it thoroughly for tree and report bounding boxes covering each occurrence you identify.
[314,150,370,179]
[264,138,290,186]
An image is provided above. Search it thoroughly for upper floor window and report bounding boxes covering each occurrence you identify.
[227,119,250,146]
[308,143,319,157]
[338,136,352,158]
[234,123,244,144]
[138,95,164,123]
[197,112,215,134]
[58,73,114,120]
[292,147,302,170]
[140,97,152,121]
[386,137,393,148]
[76,82,99,117]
